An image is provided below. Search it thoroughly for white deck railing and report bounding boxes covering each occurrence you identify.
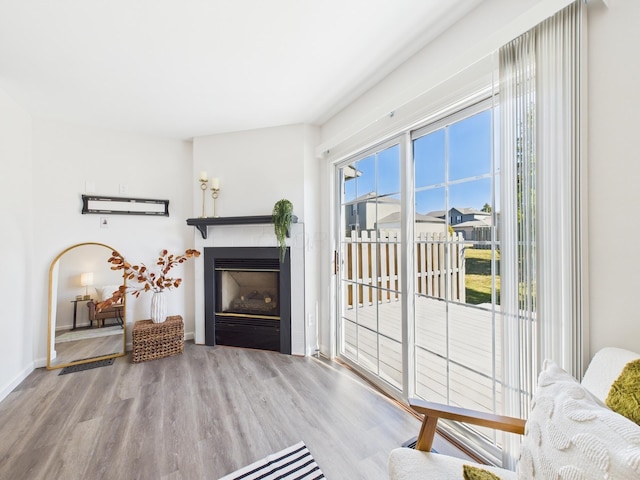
[342,231,466,306]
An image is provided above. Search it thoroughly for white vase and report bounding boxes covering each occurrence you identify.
[150,291,167,323]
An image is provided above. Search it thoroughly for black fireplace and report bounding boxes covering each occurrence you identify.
[204,247,291,354]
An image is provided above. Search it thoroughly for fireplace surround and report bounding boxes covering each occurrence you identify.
[203,246,291,354]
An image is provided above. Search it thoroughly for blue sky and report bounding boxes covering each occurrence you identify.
[344,109,496,215]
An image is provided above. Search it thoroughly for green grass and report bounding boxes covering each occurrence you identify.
[465,248,500,305]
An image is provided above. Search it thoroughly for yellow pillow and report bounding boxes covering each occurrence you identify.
[606,358,640,425]
[463,464,501,480]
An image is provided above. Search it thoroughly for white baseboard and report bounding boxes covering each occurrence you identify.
[34,356,47,368]
[0,362,35,403]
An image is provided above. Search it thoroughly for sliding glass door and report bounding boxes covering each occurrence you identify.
[336,100,504,456]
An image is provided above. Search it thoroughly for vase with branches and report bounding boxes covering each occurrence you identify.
[98,248,201,323]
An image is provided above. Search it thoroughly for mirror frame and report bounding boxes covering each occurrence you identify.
[46,242,127,370]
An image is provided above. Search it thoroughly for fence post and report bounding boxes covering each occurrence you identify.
[347,230,356,308]
[357,230,364,307]
[416,232,422,295]
[458,233,466,303]
[369,230,377,305]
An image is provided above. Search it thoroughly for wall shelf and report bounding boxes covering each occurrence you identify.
[186,215,298,239]
[82,194,169,216]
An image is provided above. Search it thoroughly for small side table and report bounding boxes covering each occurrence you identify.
[70,298,91,330]
[132,315,184,363]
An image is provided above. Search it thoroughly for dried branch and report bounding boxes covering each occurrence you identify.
[96,248,201,310]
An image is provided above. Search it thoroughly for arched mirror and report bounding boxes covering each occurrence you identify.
[47,242,126,369]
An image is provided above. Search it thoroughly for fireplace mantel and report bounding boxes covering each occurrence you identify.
[186,215,298,239]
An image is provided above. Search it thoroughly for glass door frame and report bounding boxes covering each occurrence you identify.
[334,134,411,402]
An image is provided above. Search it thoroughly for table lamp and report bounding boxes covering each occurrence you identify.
[80,272,94,300]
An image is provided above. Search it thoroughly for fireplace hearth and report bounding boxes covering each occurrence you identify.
[204,247,291,354]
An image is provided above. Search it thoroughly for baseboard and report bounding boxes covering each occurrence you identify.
[0,362,35,403]
[34,356,47,368]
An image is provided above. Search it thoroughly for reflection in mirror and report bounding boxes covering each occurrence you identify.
[47,242,126,369]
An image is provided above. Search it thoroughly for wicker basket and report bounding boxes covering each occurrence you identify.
[132,315,184,363]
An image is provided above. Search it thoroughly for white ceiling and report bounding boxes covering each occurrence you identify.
[0,0,480,139]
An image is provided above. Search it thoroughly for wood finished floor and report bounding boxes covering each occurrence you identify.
[0,342,431,479]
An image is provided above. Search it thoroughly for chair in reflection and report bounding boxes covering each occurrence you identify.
[87,301,124,328]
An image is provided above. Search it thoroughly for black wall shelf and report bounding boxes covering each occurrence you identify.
[186,215,298,239]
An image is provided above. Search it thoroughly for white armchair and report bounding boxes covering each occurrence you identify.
[389,348,640,480]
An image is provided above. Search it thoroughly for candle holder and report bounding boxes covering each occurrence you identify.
[199,179,208,218]
[211,187,220,218]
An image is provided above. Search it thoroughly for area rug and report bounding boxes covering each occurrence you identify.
[55,326,123,343]
[59,358,115,375]
[219,441,325,480]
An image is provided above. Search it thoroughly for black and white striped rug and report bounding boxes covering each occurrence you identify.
[219,442,325,480]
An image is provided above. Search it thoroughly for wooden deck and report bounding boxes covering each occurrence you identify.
[341,296,503,416]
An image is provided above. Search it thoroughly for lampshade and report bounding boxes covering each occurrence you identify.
[80,272,94,287]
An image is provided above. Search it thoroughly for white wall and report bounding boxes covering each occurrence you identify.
[31,118,194,365]
[193,124,306,218]
[0,86,35,401]
[302,124,322,355]
[587,0,640,354]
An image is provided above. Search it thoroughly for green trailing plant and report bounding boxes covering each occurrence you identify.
[272,199,293,263]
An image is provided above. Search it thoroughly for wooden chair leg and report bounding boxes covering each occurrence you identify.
[415,415,438,452]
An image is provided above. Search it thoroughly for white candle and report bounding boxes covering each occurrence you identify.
[211,177,220,189]
[199,171,208,182]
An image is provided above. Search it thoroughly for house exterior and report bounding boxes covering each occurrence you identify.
[344,192,402,232]
[426,207,491,226]
[345,193,447,235]
[424,207,494,241]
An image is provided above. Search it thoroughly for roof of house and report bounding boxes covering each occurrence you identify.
[452,218,492,228]
[343,165,361,180]
[377,212,445,224]
[426,207,491,217]
[351,192,401,204]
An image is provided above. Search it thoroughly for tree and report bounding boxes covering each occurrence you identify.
[481,203,492,213]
